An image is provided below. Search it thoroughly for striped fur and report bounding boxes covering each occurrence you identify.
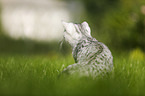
[61,21,113,78]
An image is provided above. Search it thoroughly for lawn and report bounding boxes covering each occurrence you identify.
[0,52,145,96]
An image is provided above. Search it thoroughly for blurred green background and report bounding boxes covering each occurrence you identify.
[83,0,145,51]
[0,0,144,56]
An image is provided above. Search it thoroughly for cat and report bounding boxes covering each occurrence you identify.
[60,21,113,78]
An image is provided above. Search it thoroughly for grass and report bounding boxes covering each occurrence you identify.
[0,53,145,96]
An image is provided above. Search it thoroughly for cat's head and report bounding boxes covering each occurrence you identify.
[62,21,92,47]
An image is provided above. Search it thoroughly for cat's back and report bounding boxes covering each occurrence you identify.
[73,38,113,66]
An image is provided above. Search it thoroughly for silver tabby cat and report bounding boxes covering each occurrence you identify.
[61,21,113,78]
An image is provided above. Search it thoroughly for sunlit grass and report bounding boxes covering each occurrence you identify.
[0,53,145,96]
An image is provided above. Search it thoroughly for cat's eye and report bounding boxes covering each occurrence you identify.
[64,29,66,32]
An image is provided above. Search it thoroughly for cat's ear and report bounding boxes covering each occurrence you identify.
[81,21,91,36]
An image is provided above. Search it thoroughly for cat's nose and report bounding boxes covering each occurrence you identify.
[62,21,68,27]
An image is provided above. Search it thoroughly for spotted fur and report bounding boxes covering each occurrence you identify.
[61,21,113,78]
